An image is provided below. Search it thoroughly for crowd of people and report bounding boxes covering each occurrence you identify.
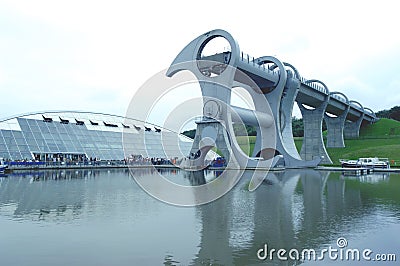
[124,155,177,166]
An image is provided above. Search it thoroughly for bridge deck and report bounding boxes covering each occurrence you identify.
[201,52,374,122]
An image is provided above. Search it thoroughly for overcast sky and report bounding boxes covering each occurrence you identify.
[1,0,399,124]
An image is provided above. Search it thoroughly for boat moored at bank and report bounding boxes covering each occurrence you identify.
[340,157,390,169]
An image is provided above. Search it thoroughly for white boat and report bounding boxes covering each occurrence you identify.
[340,157,390,169]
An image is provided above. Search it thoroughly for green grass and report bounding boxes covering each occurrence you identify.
[328,118,400,165]
[235,118,400,167]
[307,118,400,166]
[360,118,400,137]
[236,135,256,156]
[326,139,400,166]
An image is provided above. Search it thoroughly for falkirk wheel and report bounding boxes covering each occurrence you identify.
[166,29,376,169]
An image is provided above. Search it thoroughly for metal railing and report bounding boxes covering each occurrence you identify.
[330,93,347,103]
[239,51,279,76]
[236,51,373,119]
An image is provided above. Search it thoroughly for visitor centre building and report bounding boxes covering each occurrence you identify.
[0,111,193,163]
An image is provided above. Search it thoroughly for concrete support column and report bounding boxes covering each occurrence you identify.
[344,100,365,139]
[344,113,364,139]
[189,120,231,166]
[298,98,333,164]
[325,92,350,147]
[325,108,349,148]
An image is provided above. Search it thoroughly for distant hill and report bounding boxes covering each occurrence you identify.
[360,118,400,137]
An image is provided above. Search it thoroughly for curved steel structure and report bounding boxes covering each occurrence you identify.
[364,107,376,120]
[283,62,301,80]
[304,79,330,95]
[350,100,364,112]
[329,91,349,104]
[167,29,376,168]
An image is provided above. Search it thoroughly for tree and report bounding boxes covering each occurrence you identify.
[292,117,304,137]
[377,106,400,121]
[389,106,400,121]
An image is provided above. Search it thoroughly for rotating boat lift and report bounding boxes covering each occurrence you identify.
[167,29,376,169]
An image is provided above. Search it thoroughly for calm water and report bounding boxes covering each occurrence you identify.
[0,168,399,265]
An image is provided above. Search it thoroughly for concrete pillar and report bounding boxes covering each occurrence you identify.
[344,101,365,139]
[325,111,349,148]
[325,114,347,148]
[344,114,364,139]
[325,92,350,147]
[298,97,333,164]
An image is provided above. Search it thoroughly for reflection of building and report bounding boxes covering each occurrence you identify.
[0,170,91,217]
[0,111,192,161]
[0,169,152,230]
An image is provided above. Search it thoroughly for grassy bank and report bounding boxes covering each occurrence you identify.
[327,118,400,166]
[236,118,400,166]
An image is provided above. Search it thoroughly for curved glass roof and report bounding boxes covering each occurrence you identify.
[0,111,194,161]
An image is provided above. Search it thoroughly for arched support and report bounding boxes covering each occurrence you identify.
[279,70,302,161]
[344,101,364,139]
[279,64,303,164]
[298,80,332,164]
[344,115,364,139]
[167,29,280,171]
[325,92,350,148]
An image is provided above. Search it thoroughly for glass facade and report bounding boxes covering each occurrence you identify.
[0,111,193,162]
